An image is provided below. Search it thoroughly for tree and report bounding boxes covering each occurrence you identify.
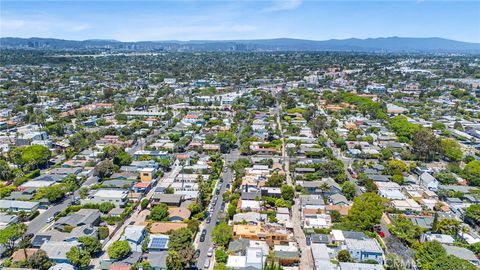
[345,193,384,231]
[385,253,404,270]
[430,255,477,270]
[281,185,295,201]
[0,160,14,181]
[412,128,438,161]
[78,236,101,256]
[95,160,115,178]
[466,204,480,225]
[212,222,233,246]
[141,198,149,209]
[27,250,52,270]
[168,228,193,251]
[215,248,228,263]
[392,174,404,185]
[337,249,351,262]
[312,116,328,136]
[108,240,131,260]
[342,182,356,200]
[67,246,91,269]
[63,174,79,192]
[463,160,480,186]
[150,203,169,221]
[0,223,27,256]
[439,138,462,161]
[434,218,461,236]
[166,250,182,270]
[385,160,408,175]
[164,186,174,194]
[416,241,446,270]
[16,145,52,170]
[266,172,285,187]
[99,202,115,214]
[319,182,330,203]
[40,185,65,202]
[389,215,424,246]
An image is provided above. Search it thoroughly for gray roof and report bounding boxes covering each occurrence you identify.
[228,238,250,253]
[310,234,330,244]
[41,241,79,260]
[241,191,261,200]
[339,262,384,270]
[0,200,39,210]
[367,174,391,182]
[442,244,479,263]
[345,238,382,253]
[343,231,368,240]
[146,252,167,268]
[151,193,184,204]
[410,217,434,229]
[55,208,100,227]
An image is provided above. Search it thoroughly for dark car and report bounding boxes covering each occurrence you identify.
[194,249,201,259]
[200,229,207,242]
[206,217,211,224]
[215,189,220,195]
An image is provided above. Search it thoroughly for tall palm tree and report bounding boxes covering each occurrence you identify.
[319,182,330,204]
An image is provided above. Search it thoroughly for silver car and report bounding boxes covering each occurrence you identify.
[204,258,210,268]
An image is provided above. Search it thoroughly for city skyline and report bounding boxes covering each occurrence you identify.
[1,0,480,43]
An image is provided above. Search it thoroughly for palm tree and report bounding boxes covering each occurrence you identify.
[319,182,330,204]
[166,250,182,270]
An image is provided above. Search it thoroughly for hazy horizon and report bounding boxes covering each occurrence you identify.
[1,0,479,43]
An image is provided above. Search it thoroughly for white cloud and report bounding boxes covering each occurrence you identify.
[264,0,303,12]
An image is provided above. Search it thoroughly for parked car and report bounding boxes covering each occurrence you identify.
[206,217,211,224]
[194,249,201,259]
[204,258,210,269]
[207,247,214,257]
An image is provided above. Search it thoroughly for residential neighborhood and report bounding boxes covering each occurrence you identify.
[0,48,480,270]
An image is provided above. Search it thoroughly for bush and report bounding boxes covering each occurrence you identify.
[99,226,109,240]
[108,240,131,260]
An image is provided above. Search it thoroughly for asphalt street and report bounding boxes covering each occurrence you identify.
[195,148,240,269]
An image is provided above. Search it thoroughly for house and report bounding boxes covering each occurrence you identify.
[146,252,168,270]
[148,222,188,234]
[311,243,335,270]
[345,237,384,264]
[226,247,266,269]
[41,241,80,263]
[339,262,384,270]
[233,223,289,247]
[421,233,455,244]
[442,244,480,267]
[81,189,129,207]
[54,209,101,230]
[420,172,439,191]
[391,199,422,212]
[237,199,262,212]
[139,167,156,182]
[150,193,184,207]
[11,248,38,263]
[232,212,267,225]
[121,225,146,252]
[168,207,191,222]
[148,234,169,252]
[0,213,19,229]
[0,200,39,213]
[329,194,349,205]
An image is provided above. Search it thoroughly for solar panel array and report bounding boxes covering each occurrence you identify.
[150,237,168,249]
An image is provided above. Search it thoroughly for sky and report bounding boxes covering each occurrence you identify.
[1,0,479,43]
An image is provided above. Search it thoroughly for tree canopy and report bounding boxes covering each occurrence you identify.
[345,193,384,231]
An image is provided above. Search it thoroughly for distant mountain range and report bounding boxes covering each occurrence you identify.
[1,37,480,53]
